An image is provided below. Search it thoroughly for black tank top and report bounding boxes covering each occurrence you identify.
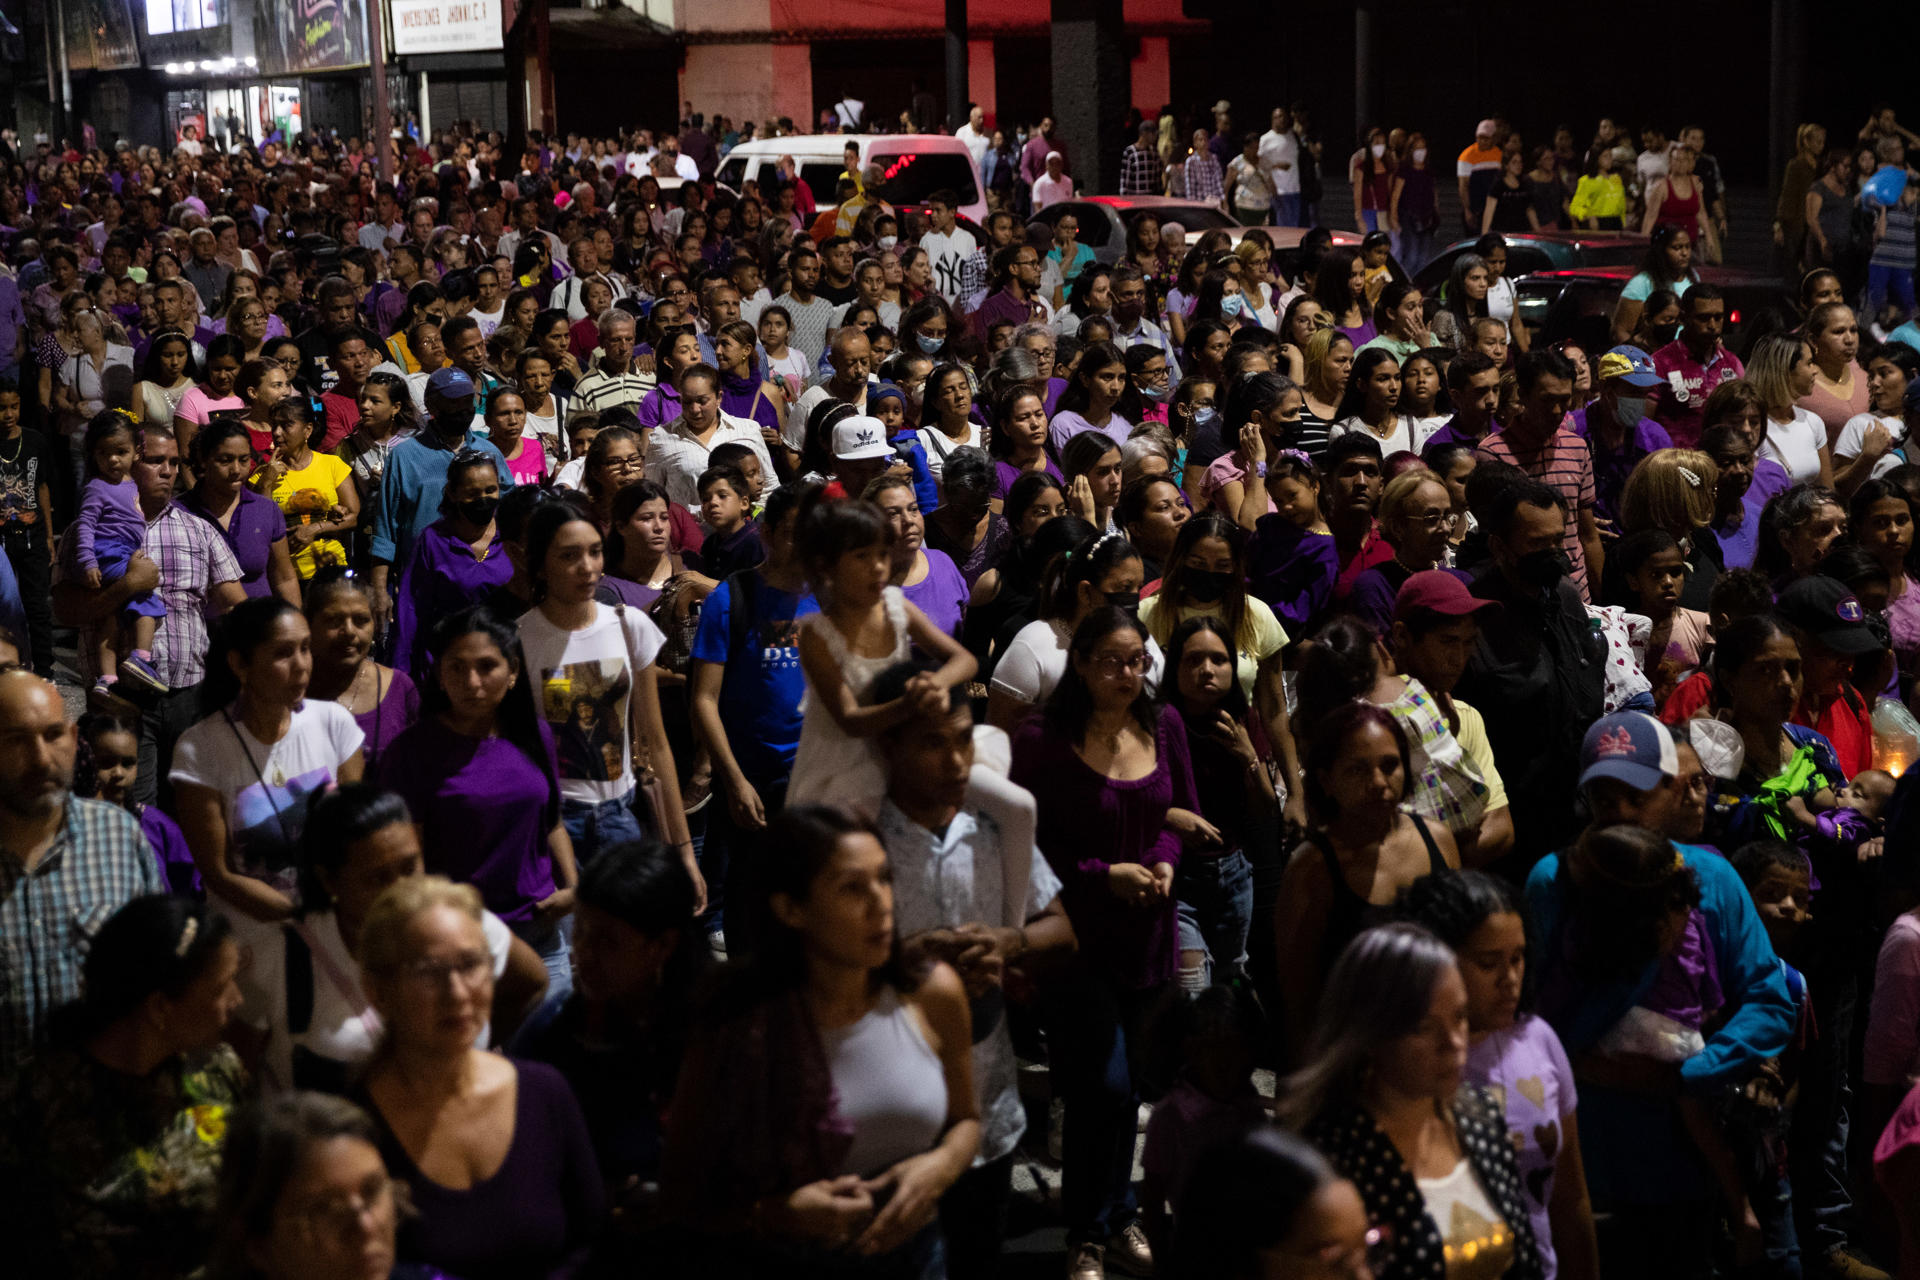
[1309,815,1447,974]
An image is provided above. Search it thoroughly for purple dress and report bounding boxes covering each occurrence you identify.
[1010,702,1197,989]
[363,1059,606,1280]
[902,548,968,638]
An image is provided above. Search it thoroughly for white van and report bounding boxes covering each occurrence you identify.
[714,134,987,225]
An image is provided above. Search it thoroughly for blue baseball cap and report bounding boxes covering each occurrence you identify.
[1598,345,1664,389]
[1579,711,1679,793]
[425,366,475,399]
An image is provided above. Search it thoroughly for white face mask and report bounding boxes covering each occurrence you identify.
[1371,143,1386,158]
[1412,148,1428,163]
[877,235,897,251]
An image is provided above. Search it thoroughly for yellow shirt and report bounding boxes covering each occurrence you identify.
[1139,593,1289,702]
[1453,698,1508,812]
[256,452,351,578]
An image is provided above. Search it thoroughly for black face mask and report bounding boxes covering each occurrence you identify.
[1184,569,1233,604]
[1105,589,1141,616]
[1512,547,1572,592]
[457,495,500,527]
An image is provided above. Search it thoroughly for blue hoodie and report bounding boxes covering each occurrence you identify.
[1525,842,1795,1206]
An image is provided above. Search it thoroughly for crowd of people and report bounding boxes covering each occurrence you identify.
[10,93,1920,1280]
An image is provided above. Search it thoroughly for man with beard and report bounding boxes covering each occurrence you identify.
[1474,350,1601,602]
[368,368,513,633]
[0,669,164,1069]
[1455,477,1606,868]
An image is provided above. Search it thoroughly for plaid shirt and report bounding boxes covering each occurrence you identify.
[959,247,991,312]
[1184,152,1225,204]
[55,500,243,688]
[0,799,162,1068]
[1120,144,1163,196]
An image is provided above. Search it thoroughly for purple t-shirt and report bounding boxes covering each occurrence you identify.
[74,476,145,572]
[1466,1016,1579,1280]
[354,668,422,771]
[1047,409,1129,456]
[393,520,515,678]
[141,802,200,898]
[1749,457,1793,506]
[1712,490,1768,570]
[993,456,1064,499]
[175,486,289,599]
[903,548,968,638]
[378,715,562,923]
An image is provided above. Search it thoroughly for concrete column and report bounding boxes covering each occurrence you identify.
[944,0,967,134]
[967,38,996,129]
[1130,35,1169,117]
[1768,0,1804,203]
[1354,0,1377,140]
[1051,0,1125,192]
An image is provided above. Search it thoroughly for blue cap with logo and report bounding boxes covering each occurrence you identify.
[426,366,476,399]
[1598,345,1664,389]
[1578,711,1679,793]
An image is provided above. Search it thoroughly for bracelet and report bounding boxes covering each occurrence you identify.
[1254,461,1268,477]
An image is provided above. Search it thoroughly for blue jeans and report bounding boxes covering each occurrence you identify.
[1175,850,1254,986]
[1865,262,1916,319]
[1045,973,1165,1244]
[511,914,572,1010]
[561,789,646,867]
[1399,226,1438,278]
[1270,193,1302,227]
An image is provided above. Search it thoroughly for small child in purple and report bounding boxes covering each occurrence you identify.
[74,414,166,700]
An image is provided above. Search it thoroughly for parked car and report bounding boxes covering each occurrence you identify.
[1516,265,1790,357]
[1413,230,1647,294]
[714,134,988,225]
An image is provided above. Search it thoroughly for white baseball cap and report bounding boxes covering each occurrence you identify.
[832,414,893,462]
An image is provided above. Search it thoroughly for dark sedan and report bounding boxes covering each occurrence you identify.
[1516,266,1791,357]
[1413,230,1648,293]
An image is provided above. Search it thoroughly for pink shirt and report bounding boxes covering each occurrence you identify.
[1650,339,1745,449]
[1200,451,1273,518]
[1867,912,1920,1087]
[1798,361,1872,448]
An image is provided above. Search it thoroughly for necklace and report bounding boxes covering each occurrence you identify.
[0,433,22,466]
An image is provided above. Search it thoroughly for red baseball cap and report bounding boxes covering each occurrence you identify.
[1394,570,1503,623]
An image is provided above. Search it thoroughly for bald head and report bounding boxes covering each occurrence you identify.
[829,327,873,384]
[0,671,76,820]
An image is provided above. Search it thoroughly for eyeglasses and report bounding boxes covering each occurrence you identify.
[1411,510,1460,530]
[396,952,491,988]
[294,1172,396,1237]
[600,455,644,473]
[1090,651,1152,677]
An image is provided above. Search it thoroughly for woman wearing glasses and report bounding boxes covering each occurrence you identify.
[1010,605,1200,1278]
[1346,467,1467,635]
[351,875,603,1280]
[1281,922,1545,1280]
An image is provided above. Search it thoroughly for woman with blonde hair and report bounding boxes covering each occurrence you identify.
[1777,122,1828,272]
[353,875,604,1280]
[1747,331,1830,486]
[1615,448,1722,611]
[1299,325,1354,459]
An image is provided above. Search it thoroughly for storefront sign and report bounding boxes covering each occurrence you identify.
[252,0,370,75]
[388,0,502,54]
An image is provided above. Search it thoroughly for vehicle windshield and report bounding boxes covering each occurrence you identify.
[871,148,981,207]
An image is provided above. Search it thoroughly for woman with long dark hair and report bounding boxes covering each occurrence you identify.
[987,528,1156,729]
[303,569,418,771]
[177,418,302,605]
[1312,245,1375,347]
[1609,225,1699,347]
[173,597,368,921]
[663,806,980,1273]
[2,895,247,1277]
[389,447,511,678]
[1010,607,1199,1278]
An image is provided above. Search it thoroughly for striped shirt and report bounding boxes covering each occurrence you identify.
[1184,152,1226,204]
[1475,426,1598,601]
[1872,203,1918,271]
[571,364,658,420]
[55,500,244,687]
[0,799,162,1068]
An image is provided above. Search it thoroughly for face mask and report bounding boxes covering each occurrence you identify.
[1142,382,1170,403]
[877,235,897,250]
[1105,589,1141,616]
[1192,406,1219,430]
[1371,143,1387,158]
[1614,394,1650,427]
[1412,148,1428,162]
[1185,569,1234,604]
[915,331,945,355]
[1220,293,1246,318]
[457,495,500,526]
[1512,547,1572,592]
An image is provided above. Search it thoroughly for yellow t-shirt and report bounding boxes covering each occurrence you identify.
[257,452,351,578]
[1139,593,1289,703]
[1452,698,1508,812]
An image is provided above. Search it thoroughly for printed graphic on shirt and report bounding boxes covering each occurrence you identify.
[233,767,334,889]
[0,451,40,522]
[539,657,631,783]
[762,616,803,664]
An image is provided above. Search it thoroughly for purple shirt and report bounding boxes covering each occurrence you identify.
[903,548,968,638]
[720,372,781,435]
[970,288,1047,336]
[141,802,200,898]
[1569,407,1674,525]
[1712,489,1768,569]
[365,1059,605,1280]
[378,716,562,923]
[1048,409,1130,456]
[1021,134,1061,184]
[1750,457,1793,506]
[175,486,288,599]
[636,382,681,432]
[1651,339,1745,449]
[1248,517,1340,633]
[1347,562,1473,637]
[355,668,422,771]
[1421,415,1494,454]
[1010,703,1197,990]
[993,456,1065,499]
[393,519,515,677]
[74,476,145,573]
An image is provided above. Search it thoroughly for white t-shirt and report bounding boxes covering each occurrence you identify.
[469,303,506,338]
[232,908,511,1093]
[991,618,1165,708]
[554,456,587,491]
[1330,414,1436,458]
[1031,173,1075,211]
[787,382,868,452]
[170,702,365,904]
[916,421,984,479]
[517,602,666,805]
[1835,411,1907,480]
[921,227,979,304]
[1259,128,1301,195]
[1486,275,1518,325]
[1760,406,1828,485]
